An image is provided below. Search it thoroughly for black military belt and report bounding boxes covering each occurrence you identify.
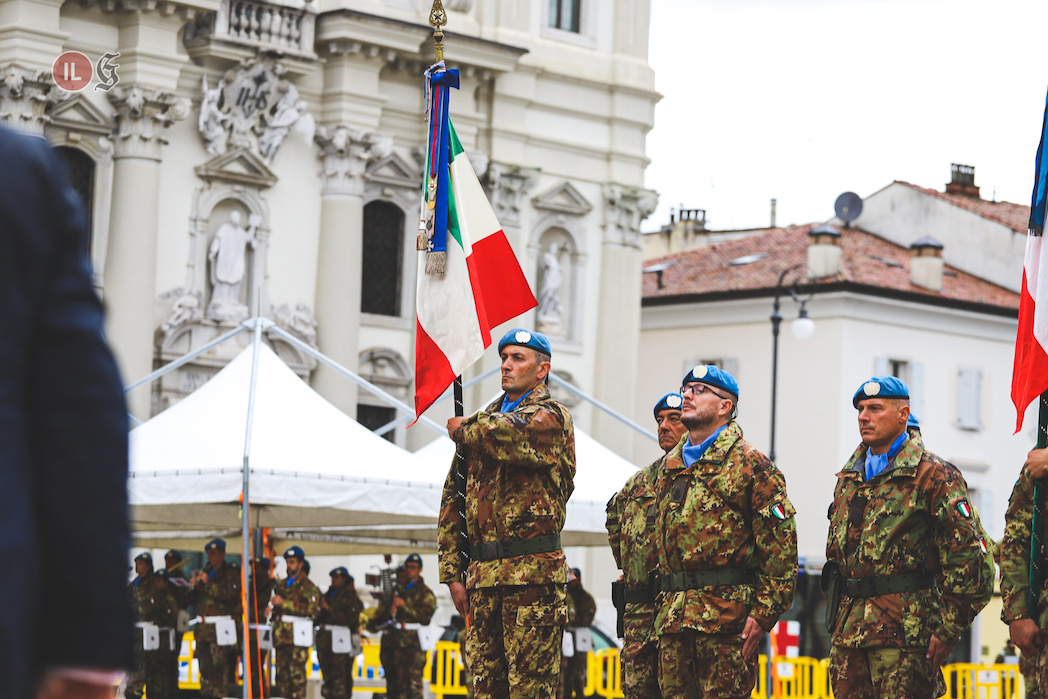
[844,571,936,598]
[624,587,652,604]
[469,534,562,561]
[655,568,758,593]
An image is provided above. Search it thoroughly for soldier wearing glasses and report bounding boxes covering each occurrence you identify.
[652,365,797,699]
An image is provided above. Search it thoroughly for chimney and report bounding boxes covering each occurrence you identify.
[770,198,777,228]
[945,163,980,199]
[910,237,944,291]
[807,224,842,278]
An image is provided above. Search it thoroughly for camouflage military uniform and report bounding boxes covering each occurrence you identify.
[126,573,158,699]
[188,562,242,699]
[166,570,192,696]
[316,582,364,699]
[374,577,437,699]
[246,570,276,698]
[557,593,576,699]
[272,574,322,699]
[147,583,180,699]
[565,584,595,698]
[606,456,666,699]
[827,433,985,699]
[438,384,576,699]
[654,422,797,699]
[1000,463,1048,697]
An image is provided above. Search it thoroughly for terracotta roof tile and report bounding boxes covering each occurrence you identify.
[898,181,1030,233]
[642,224,1019,311]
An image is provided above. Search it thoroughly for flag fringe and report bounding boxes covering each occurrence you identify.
[417,228,430,251]
[426,250,447,277]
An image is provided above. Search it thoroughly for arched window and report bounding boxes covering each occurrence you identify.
[361,201,404,316]
[54,146,95,259]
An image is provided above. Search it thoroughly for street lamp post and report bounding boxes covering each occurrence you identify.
[769,264,814,463]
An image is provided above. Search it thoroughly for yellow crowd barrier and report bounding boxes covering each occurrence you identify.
[170,634,1028,699]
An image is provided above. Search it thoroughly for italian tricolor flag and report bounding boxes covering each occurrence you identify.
[414,122,537,418]
[1012,233,1048,432]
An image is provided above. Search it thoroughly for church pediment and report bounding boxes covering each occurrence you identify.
[195,148,278,189]
[47,94,114,135]
[533,181,592,216]
[367,151,421,189]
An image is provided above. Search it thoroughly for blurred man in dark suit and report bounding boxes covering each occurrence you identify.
[0,126,133,699]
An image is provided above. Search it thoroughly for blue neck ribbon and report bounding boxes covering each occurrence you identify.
[285,575,296,589]
[681,424,728,468]
[406,580,417,591]
[864,431,909,481]
[501,389,533,414]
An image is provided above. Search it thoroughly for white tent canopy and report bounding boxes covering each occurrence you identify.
[413,427,640,545]
[129,343,446,554]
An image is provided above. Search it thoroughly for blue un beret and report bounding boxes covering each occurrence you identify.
[852,376,909,408]
[654,392,684,418]
[330,566,350,578]
[907,413,920,429]
[497,329,552,358]
[135,552,153,564]
[283,546,305,560]
[681,365,739,400]
[205,538,226,551]
[405,553,423,566]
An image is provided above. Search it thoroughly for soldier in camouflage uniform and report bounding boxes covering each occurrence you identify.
[188,538,242,699]
[654,365,797,699]
[827,377,986,699]
[606,391,688,699]
[373,554,437,699]
[272,546,321,699]
[565,568,595,699]
[246,555,275,698]
[148,569,181,699]
[438,329,575,699]
[999,447,1048,695]
[164,550,192,696]
[316,566,364,699]
[126,553,158,699]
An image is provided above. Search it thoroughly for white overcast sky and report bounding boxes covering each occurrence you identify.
[643,0,1048,232]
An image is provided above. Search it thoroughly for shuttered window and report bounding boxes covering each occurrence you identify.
[957,368,982,430]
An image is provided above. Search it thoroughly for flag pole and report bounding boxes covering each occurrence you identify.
[426,0,470,581]
[1032,391,1048,613]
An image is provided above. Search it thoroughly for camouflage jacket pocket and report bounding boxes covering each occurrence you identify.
[516,601,568,627]
[272,620,294,646]
[902,589,939,646]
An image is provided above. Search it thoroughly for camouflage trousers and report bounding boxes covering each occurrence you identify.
[380,639,426,699]
[316,639,355,699]
[564,652,587,698]
[657,630,756,699]
[829,645,945,699]
[126,646,169,699]
[274,644,310,699]
[466,583,568,699]
[1023,647,1044,699]
[621,637,661,698]
[195,639,238,699]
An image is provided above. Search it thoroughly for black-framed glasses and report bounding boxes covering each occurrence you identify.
[681,382,729,400]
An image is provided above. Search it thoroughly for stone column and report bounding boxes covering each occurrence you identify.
[312,125,391,418]
[0,65,67,135]
[103,85,188,418]
[593,184,658,457]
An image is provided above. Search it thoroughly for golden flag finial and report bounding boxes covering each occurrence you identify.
[429,0,447,62]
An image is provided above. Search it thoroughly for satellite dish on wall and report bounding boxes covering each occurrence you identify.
[834,192,863,228]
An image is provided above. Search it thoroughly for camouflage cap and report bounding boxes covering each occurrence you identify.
[654,392,684,418]
[852,375,909,408]
[681,364,739,400]
[498,329,552,357]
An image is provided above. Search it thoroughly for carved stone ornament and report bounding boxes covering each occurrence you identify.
[602,183,658,250]
[108,85,190,159]
[486,162,540,226]
[159,288,205,338]
[198,55,314,164]
[445,0,474,11]
[314,124,392,197]
[273,302,318,347]
[0,65,70,136]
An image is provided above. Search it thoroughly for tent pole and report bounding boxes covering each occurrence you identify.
[547,372,657,443]
[241,318,264,699]
[124,321,252,394]
[265,324,446,434]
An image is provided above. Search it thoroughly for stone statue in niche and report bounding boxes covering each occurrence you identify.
[537,241,566,327]
[207,210,260,323]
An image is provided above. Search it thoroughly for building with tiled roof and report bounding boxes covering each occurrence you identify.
[854,164,1029,292]
[635,219,1033,665]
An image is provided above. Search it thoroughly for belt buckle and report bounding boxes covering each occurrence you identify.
[480,541,498,560]
[844,579,860,597]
